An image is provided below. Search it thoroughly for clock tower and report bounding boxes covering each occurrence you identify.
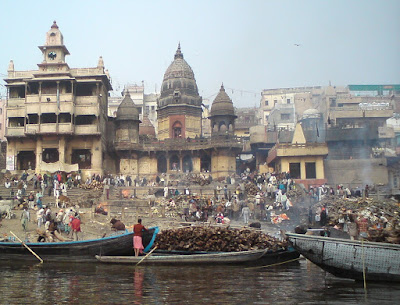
[37,21,70,73]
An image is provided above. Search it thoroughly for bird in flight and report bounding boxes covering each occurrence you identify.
[294,43,301,47]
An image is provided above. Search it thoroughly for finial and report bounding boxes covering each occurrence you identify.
[174,42,183,59]
[220,83,225,91]
[8,60,14,72]
[97,56,104,68]
[51,21,59,29]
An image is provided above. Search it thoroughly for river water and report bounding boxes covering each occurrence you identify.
[0,259,398,305]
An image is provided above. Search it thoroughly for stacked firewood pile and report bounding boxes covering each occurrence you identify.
[287,187,307,204]
[188,174,211,186]
[79,180,104,190]
[154,226,288,252]
[245,183,259,196]
[316,196,400,244]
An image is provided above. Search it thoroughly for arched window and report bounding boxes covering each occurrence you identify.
[172,121,182,138]
[182,155,193,173]
[170,155,180,171]
[157,155,167,173]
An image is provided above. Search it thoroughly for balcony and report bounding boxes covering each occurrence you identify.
[25,125,39,135]
[75,125,100,135]
[75,104,99,116]
[7,98,25,107]
[75,96,98,104]
[6,107,25,117]
[59,123,74,134]
[6,127,25,137]
[40,123,57,134]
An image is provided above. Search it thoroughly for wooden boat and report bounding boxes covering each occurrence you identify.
[0,227,159,262]
[286,233,400,282]
[95,248,267,265]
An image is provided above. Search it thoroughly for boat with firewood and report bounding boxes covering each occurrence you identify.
[0,227,159,262]
[286,233,400,282]
[96,248,267,265]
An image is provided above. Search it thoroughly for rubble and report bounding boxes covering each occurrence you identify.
[154,226,288,252]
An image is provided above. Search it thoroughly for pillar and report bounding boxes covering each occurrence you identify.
[36,138,42,172]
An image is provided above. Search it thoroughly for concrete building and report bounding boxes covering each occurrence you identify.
[4,21,112,177]
[266,123,328,189]
[0,99,6,141]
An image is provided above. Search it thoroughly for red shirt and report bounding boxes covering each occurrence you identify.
[134,224,147,237]
[71,218,81,232]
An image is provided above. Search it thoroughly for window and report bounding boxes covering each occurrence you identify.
[151,106,155,111]
[264,100,268,106]
[281,113,290,120]
[287,98,291,104]
[274,99,277,105]
[289,163,301,179]
[306,162,316,179]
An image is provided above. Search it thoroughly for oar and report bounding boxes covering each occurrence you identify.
[10,231,44,264]
[136,246,158,266]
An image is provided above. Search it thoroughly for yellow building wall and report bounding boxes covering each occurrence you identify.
[211,151,236,178]
[279,156,325,179]
[120,159,138,175]
[138,156,157,176]
[192,156,201,173]
[157,117,169,140]
[185,116,201,138]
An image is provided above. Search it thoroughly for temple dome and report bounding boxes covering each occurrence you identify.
[116,92,140,121]
[302,108,321,119]
[158,44,202,107]
[210,84,236,117]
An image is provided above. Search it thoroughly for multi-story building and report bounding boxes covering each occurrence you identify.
[4,21,112,177]
[0,99,6,141]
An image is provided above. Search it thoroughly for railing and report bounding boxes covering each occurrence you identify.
[75,124,99,135]
[6,127,25,137]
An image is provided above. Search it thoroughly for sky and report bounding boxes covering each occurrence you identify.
[0,0,399,107]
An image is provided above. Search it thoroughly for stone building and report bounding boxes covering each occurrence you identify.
[111,45,242,178]
[4,21,112,176]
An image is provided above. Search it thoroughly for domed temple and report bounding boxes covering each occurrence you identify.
[112,44,242,178]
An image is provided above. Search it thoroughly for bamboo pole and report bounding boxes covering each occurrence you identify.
[135,246,158,266]
[10,231,43,264]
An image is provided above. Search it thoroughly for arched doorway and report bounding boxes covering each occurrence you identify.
[169,155,180,171]
[172,121,182,138]
[157,155,167,173]
[200,155,211,172]
[182,155,193,173]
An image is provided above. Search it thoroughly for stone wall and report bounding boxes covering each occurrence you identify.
[324,158,388,187]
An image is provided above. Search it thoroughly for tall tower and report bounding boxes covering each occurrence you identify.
[38,21,70,73]
[157,44,202,140]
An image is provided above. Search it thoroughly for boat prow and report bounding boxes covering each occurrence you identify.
[286,233,400,282]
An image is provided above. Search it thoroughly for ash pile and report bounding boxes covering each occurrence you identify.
[154,226,288,252]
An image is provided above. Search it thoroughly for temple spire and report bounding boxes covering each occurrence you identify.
[174,42,183,59]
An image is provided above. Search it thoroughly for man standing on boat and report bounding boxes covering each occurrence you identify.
[71,213,81,241]
[133,219,148,256]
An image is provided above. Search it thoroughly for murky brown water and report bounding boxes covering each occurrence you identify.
[0,260,398,304]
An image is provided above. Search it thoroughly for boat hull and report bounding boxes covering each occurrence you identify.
[0,227,158,262]
[96,249,267,265]
[286,233,400,282]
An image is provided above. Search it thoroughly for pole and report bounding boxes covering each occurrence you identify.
[10,231,43,264]
[136,246,158,266]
